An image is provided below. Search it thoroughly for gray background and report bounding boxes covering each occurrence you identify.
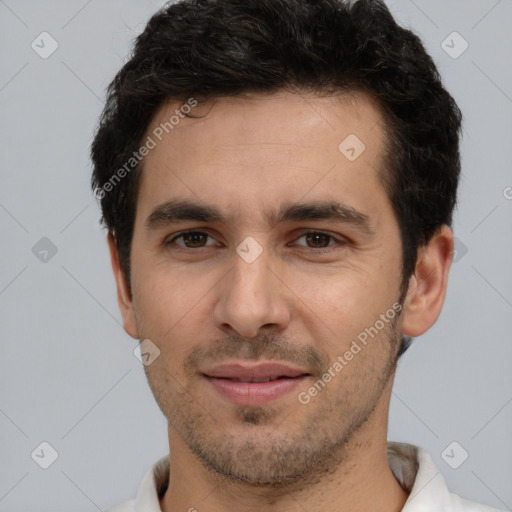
[0,0,511,510]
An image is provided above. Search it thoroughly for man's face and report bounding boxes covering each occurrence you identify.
[124,91,407,483]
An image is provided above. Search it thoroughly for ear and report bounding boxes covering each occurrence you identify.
[401,225,454,337]
[107,232,139,339]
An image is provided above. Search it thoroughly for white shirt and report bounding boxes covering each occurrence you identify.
[105,442,504,512]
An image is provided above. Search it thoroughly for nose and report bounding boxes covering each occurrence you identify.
[212,245,291,339]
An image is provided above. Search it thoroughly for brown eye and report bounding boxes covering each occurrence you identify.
[304,232,332,248]
[294,232,340,249]
[168,231,214,249]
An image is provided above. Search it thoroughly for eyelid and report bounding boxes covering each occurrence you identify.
[287,228,353,255]
[290,230,347,249]
[166,229,219,247]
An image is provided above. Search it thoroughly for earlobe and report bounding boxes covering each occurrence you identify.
[401,225,454,338]
[107,232,140,340]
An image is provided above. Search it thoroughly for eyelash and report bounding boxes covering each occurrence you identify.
[165,230,346,252]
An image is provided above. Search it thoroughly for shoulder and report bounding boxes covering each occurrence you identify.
[388,442,505,512]
[103,499,135,512]
[450,493,506,512]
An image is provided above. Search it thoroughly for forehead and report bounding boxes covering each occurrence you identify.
[136,90,390,228]
[146,90,385,155]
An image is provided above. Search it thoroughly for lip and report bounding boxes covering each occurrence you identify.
[202,362,310,406]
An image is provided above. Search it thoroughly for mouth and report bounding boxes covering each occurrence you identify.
[202,362,311,406]
[215,376,300,383]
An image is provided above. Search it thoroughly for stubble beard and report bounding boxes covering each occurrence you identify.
[144,311,402,488]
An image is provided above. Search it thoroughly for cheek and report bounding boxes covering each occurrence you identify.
[132,264,219,363]
[289,264,399,352]
[131,263,200,336]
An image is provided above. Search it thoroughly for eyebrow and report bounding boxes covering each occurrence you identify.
[145,199,374,235]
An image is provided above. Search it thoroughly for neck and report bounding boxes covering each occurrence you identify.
[159,402,409,512]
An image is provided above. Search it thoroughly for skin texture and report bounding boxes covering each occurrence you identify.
[108,90,454,512]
